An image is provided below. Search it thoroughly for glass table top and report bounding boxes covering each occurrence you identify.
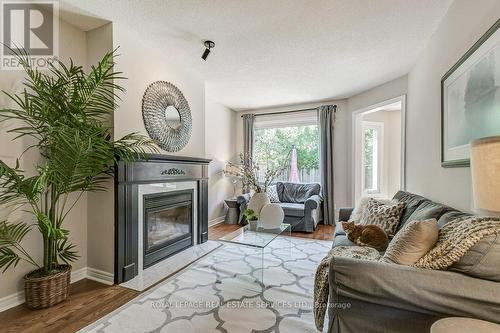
[218,223,291,248]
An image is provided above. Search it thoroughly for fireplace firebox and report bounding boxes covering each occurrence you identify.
[143,190,194,268]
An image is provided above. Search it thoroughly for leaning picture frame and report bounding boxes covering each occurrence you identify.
[441,19,500,168]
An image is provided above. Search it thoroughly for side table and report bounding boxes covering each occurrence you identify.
[224,198,240,225]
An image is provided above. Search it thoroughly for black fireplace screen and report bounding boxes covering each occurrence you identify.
[143,190,193,268]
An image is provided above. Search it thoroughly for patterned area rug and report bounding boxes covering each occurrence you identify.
[80,237,332,333]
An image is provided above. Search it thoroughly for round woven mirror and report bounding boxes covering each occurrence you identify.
[142,81,192,152]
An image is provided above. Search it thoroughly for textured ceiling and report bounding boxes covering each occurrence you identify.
[61,0,452,111]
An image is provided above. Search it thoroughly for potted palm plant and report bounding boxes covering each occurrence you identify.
[0,50,157,309]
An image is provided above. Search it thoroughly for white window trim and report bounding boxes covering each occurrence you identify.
[361,121,384,196]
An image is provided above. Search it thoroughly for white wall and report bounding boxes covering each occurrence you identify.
[346,75,408,205]
[348,75,408,114]
[0,19,89,299]
[234,100,350,210]
[360,110,401,200]
[406,0,500,211]
[205,97,238,225]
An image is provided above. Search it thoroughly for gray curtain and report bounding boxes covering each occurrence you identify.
[242,114,255,158]
[242,114,255,193]
[318,105,336,225]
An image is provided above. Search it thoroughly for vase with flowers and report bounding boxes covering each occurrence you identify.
[225,153,287,216]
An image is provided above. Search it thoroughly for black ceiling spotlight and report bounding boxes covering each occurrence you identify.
[201,40,215,60]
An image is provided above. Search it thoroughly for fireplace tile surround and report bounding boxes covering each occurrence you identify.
[115,154,211,284]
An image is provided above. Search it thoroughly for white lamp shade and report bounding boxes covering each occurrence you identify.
[471,136,500,214]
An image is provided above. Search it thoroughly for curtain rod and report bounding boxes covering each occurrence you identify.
[240,105,337,118]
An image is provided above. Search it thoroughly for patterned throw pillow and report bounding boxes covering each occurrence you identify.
[360,198,405,236]
[267,185,280,203]
[349,197,393,223]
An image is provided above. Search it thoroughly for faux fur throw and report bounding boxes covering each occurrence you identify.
[314,246,380,331]
[414,216,500,269]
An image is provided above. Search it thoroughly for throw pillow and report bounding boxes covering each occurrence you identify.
[267,185,280,203]
[360,198,405,236]
[349,197,393,223]
[450,233,500,282]
[382,219,438,265]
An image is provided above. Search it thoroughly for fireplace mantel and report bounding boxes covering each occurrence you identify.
[115,154,211,284]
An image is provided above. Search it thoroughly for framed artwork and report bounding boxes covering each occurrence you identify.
[441,19,500,167]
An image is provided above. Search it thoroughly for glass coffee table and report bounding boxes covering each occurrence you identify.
[216,223,292,286]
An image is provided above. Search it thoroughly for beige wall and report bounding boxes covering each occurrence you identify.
[234,100,350,210]
[85,23,115,274]
[205,97,238,224]
[406,0,500,211]
[112,22,206,158]
[81,21,210,276]
[0,19,89,299]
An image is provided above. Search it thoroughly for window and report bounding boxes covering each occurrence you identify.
[253,113,320,183]
[362,121,383,194]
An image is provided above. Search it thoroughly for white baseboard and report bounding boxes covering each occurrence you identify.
[71,267,88,283]
[0,266,114,313]
[0,290,24,313]
[86,267,114,285]
[209,216,225,226]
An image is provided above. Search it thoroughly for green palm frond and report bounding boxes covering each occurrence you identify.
[0,247,21,273]
[57,238,79,264]
[0,221,39,270]
[36,213,69,241]
[0,160,46,207]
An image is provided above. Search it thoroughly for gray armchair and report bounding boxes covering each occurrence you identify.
[237,182,323,232]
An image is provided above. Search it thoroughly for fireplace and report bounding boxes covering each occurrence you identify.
[143,190,193,268]
[115,154,210,284]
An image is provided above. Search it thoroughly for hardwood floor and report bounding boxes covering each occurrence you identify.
[2,223,334,332]
[0,279,138,333]
[208,222,335,241]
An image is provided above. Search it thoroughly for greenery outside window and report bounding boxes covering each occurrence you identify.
[362,121,384,194]
[253,113,320,183]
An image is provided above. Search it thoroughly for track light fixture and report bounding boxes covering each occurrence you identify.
[201,40,215,60]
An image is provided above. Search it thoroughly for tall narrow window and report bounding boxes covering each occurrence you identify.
[362,122,383,194]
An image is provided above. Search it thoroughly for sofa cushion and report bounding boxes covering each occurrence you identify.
[392,191,428,227]
[399,200,453,231]
[333,235,356,248]
[277,182,321,204]
[450,233,500,282]
[335,221,346,237]
[279,202,305,217]
[437,211,472,228]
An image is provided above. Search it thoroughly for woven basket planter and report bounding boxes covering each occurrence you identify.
[24,264,71,309]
